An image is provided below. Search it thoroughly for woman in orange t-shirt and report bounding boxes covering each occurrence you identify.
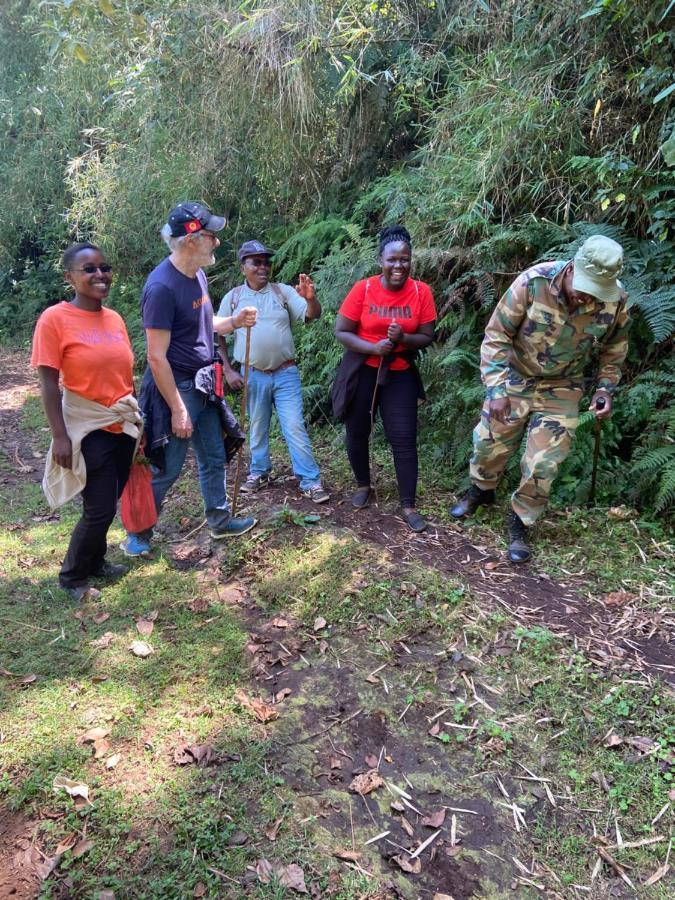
[335,226,436,532]
[31,243,135,600]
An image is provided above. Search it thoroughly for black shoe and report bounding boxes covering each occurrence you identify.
[351,486,373,509]
[93,562,129,580]
[507,511,531,563]
[401,509,427,533]
[59,582,102,601]
[450,485,496,519]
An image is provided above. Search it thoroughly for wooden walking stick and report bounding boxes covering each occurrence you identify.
[369,357,384,505]
[231,326,252,516]
[589,396,606,505]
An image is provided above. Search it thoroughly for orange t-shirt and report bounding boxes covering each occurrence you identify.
[31,302,134,433]
[339,277,437,370]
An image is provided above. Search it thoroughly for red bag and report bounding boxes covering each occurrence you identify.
[120,453,157,533]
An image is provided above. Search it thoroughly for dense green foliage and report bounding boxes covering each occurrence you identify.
[1,0,673,514]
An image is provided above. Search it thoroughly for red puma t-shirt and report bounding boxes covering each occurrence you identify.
[339,277,437,370]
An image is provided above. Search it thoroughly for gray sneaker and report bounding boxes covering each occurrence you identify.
[240,473,271,494]
[302,484,330,504]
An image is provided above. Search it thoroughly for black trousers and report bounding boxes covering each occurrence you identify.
[59,429,135,588]
[344,364,419,507]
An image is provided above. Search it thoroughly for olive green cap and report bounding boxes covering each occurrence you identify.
[572,235,624,302]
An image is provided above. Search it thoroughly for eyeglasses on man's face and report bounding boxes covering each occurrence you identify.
[69,264,113,274]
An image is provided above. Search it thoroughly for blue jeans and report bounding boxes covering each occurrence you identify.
[247,365,321,490]
[135,380,231,538]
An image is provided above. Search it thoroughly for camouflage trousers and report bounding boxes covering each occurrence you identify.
[469,373,583,526]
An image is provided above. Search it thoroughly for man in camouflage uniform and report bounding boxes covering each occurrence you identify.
[451,235,629,563]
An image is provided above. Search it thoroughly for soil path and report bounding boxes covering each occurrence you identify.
[0,347,671,685]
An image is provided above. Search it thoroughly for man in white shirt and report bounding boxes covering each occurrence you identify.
[218,240,329,503]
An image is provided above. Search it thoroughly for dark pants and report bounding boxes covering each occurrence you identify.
[344,364,419,507]
[59,429,135,588]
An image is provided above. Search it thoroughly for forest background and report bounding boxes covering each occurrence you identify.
[1,0,673,517]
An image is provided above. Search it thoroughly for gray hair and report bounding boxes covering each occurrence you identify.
[160,223,192,251]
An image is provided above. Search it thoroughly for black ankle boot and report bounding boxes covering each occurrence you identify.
[507,511,531,563]
[450,484,496,519]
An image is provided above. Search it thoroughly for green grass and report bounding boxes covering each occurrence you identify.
[1,394,673,898]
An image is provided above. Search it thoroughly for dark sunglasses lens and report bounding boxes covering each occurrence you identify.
[81,264,112,273]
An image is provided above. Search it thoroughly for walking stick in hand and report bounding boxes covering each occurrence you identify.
[589,396,606,505]
[231,326,252,517]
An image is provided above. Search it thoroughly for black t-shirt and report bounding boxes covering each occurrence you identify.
[141,257,214,378]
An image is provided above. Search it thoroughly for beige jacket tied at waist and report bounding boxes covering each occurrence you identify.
[42,389,143,510]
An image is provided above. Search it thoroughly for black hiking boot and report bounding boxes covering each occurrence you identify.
[506,511,531,564]
[450,484,496,519]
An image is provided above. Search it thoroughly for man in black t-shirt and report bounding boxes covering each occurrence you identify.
[121,202,257,556]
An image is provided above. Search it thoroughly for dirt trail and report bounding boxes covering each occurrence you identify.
[0,350,671,898]
[0,347,670,682]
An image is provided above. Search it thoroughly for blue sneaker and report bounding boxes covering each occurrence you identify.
[210,516,257,539]
[120,535,151,557]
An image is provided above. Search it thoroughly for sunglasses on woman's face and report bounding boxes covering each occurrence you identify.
[69,264,113,274]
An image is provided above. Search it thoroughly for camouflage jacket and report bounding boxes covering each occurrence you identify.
[481,260,630,400]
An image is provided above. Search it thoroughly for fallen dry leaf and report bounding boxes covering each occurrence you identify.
[329,755,342,770]
[313,616,327,632]
[604,730,624,749]
[401,816,415,837]
[602,590,636,608]
[334,849,362,862]
[173,743,215,766]
[393,854,421,874]
[55,835,77,856]
[106,753,121,770]
[318,640,328,654]
[271,616,291,629]
[93,739,110,759]
[265,816,284,841]
[90,632,114,649]
[255,859,307,893]
[53,775,90,803]
[129,640,153,658]
[71,839,94,859]
[93,612,110,625]
[33,851,61,881]
[607,506,637,520]
[236,689,279,723]
[348,770,383,795]
[78,726,111,745]
[390,800,405,813]
[135,617,155,637]
[422,809,446,828]
[626,736,656,754]
[188,596,209,613]
[644,863,670,886]
[433,894,455,900]
[428,721,441,737]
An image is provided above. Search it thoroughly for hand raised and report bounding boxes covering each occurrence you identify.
[296,273,315,301]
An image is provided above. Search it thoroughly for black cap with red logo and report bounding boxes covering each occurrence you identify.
[167,202,227,237]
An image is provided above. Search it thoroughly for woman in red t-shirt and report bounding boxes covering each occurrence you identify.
[335,226,437,532]
[31,243,136,600]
